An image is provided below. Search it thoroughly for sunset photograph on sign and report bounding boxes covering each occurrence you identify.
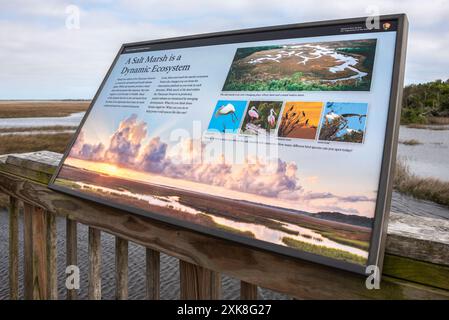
[55,106,378,266]
[278,101,324,139]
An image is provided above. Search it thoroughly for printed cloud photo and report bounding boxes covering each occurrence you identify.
[54,109,379,266]
[240,101,283,135]
[207,100,247,133]
[318,102,368,143]
[278,102,324,139]
[222,39,377,91]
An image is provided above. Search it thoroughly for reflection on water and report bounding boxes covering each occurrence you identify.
[76,181,368,259]
[398,125,449,181]
[0,112,85,128]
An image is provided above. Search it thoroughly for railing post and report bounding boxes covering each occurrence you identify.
[23,203,32,299]
[115,237,128,300]
[240,281,258,300]
[47,212,58,299]
[179,260,221,300]
[88,227,102,300]
[8,196,19,300]
[146,248,160,300]
[66,218,78,300]
[23,203,48,300]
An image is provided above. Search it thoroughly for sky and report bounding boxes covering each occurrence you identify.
[321,102,368,133]
[208,100,247,133]
[0,0,448,99]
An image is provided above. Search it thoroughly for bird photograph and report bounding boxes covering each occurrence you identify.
[278,101,324,140]
[215,103,239,123]
[240,101,283,135]
[318,102,368,143]
[207,100,247,133]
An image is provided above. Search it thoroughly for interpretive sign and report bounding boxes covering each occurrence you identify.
[50,15,408,274]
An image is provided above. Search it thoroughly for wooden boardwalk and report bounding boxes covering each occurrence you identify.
[0,151,448,299]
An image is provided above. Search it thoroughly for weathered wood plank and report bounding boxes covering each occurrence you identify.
[66,218,78,300]
[0,161,52,184]
[6,151,61,175]
[22,204,49,299]
[146,248,160,300]
[88,227,102,300]
[1,165,449,299]
[240,281,258,300]
[210,269,221,300]
[115,237,128,300]
[383,254,449,291]
[179,260,221,300]
[8,196,19,300]
[31,206,48,299]
[23,203,33,299]
[387,212,449,266]
[0,151,59,184]
[47,212,58,299]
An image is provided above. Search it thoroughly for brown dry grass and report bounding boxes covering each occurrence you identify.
[406,123,448,130]
[394,159,449,207]
[0,126,77,133]
[428,116,449,125]
[0,100,89,118]
[0,133,74,154]
[399,139,422,146]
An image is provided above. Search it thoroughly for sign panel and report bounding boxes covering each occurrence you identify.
[50,15,408,274]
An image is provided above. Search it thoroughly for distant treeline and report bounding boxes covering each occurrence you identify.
[401,79,449,124]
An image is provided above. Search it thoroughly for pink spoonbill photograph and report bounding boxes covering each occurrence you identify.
[240,101,283,135]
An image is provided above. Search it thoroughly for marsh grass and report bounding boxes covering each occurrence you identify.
[282,237,366,265]
[0,101,89,118]
[406,123,448,130]
[394,159,449,207]
[428,117,449,125]
[399,139,422,146]
[319,232,370,251]
[0,132,73,154]
[0,126,77,133]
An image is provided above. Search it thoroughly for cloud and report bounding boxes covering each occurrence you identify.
[138,136,168,173]
[71,113,147,164]
[339,195,376,202]
[1,0,449,99]
[71,114,302,198]
[174,155,300,198]
[104,114,147,165]
[70,131,105,161]
[302,192,335,200]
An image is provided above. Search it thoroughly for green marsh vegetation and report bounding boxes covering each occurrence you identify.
[401,79,449,124]
[282,237,366,265]
[394,159,449,207]
[224,72,372,92]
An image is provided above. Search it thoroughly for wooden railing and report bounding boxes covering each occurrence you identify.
[1,151,449,300]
